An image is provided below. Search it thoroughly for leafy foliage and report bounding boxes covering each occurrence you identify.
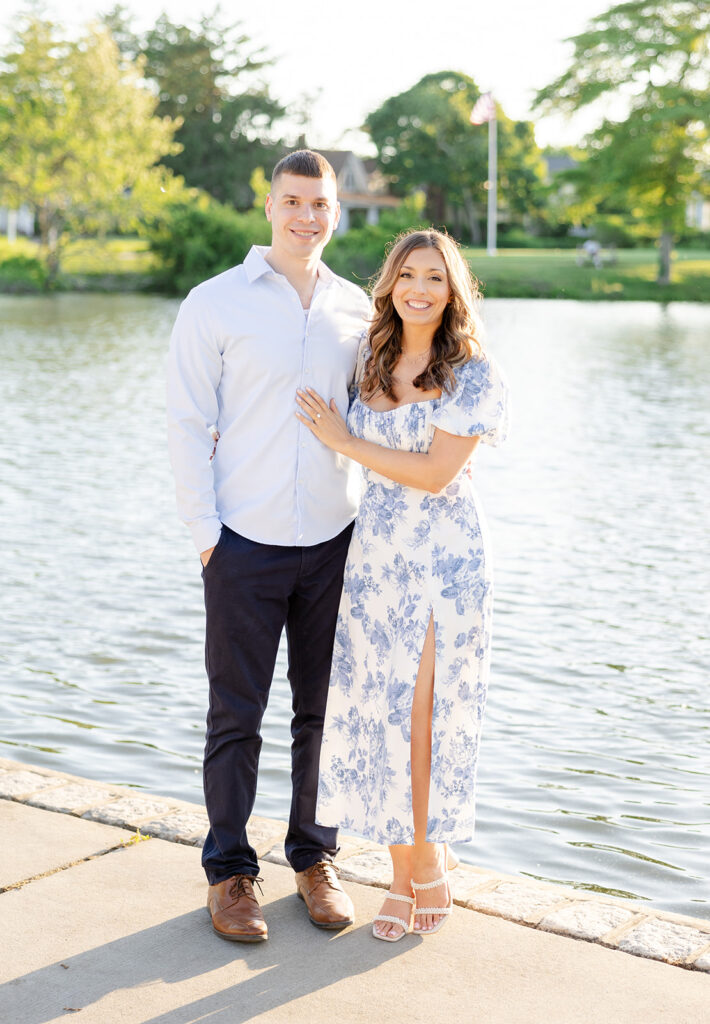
[0,15,181,281]
[145,193,271,295]
[535,0,710,281]
[325,196,429,284]
[535,0,709,111]
[103,6,286,208]
[147,192,428,295]
[365,71,546,242]
[0,253,47,291]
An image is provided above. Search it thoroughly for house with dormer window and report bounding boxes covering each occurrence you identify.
[317,151,400,233]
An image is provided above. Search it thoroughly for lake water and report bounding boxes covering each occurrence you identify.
[1,294,708,918]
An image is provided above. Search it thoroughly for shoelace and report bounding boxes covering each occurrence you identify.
[229,875,264,903]
[309,861,340,889]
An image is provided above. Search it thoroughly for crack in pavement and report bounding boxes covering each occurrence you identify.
[0,834,151,894]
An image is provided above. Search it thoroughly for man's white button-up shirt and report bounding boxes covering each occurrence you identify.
[167,245,371,553]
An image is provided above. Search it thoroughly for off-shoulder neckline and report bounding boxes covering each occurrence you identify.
[353,393,441,415]
[353,352,488,415]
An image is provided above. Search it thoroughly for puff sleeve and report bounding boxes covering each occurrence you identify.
[349,332,371,403]
[431,353,509,446]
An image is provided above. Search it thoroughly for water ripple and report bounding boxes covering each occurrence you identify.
[0,295,708,917]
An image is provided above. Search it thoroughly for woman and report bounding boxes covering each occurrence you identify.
[295,229,508,941]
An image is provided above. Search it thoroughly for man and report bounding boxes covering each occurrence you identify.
[167,150,370,942]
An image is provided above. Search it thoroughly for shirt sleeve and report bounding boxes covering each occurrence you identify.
[431,352,509,446]
[166,292,224,553]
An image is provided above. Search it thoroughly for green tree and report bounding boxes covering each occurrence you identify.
[100,3,140,60]
[108,7,286,208]
[499,120,548,226]
[0,15,181,282]
[535,0,710,283]
[365,71,545,243]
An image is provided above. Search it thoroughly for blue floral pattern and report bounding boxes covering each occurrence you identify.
[316,354,509,846]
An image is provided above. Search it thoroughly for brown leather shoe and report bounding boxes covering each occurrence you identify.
[207,875,268,942]
[294,861,354,930]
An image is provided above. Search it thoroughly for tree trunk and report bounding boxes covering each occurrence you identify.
[452,204,462,237]
[426,185,446,225]
[38,202,61,286]
[657,226,673,285]
[462,187,482,245]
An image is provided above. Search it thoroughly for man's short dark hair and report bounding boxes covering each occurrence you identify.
[271,150,337,188]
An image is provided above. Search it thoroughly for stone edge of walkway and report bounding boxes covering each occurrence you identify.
[2,757,709,974]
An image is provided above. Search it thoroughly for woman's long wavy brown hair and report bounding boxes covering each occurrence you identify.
[361,229,484,400]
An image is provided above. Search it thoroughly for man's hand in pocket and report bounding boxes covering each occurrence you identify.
[200,545,216,567]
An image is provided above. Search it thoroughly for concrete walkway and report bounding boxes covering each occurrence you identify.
[1,762,709,1024]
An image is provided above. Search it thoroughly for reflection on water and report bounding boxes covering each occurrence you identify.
[0,295,708,918]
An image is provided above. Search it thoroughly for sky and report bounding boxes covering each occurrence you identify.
[2,0,616,151]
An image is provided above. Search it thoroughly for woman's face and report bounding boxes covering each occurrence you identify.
[391,247,451,330]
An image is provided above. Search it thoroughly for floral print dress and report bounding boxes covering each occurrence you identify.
[316,353,509,846]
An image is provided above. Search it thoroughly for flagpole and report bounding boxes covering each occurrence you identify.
[470,92,497,256]
[487,111,497,257]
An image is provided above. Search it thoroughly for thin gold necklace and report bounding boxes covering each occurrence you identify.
[399,348,432,363]
[391,348,433,386]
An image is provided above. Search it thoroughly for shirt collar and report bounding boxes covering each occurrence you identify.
[244,245,337,287]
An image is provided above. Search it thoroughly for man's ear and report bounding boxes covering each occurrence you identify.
[265,193,273,222]
[332,201,341,231]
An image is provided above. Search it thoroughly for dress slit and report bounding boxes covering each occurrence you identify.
[409,609,437,842]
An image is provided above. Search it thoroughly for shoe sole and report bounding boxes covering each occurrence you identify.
[208,907,268,942]
[211,922,268,942]
[296,888,353,929]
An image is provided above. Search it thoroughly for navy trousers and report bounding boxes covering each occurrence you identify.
[200,522,353,884]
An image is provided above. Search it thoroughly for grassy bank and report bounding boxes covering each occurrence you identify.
[465,247,710,303]
[1,236,708,302]
[0,236,158,293]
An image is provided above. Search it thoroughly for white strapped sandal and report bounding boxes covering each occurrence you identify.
[371,890,416,942]
[411,872,453,934]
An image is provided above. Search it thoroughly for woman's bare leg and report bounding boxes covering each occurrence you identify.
[411,614,449,932]
[375,614,449,938]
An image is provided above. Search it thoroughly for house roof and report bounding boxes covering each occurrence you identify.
[545,155,577,175]
[317,150,352,176]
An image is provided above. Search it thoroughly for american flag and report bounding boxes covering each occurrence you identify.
[470,92,496,125]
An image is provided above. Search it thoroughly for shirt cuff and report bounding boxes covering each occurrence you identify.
[189,516,223,555]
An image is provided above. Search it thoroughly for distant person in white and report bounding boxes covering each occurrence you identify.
[582,238,602,267]
[166,150,370,942]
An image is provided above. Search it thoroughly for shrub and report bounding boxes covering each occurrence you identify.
[589,217,637,248]
[145,195,271,295]
[0,253,48,292]
[497,229,579,249]
[675,227,710,250]
[497,228,538,248]
[146,190,436,294]
[325,223,394,285]
[326,197,434,286]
